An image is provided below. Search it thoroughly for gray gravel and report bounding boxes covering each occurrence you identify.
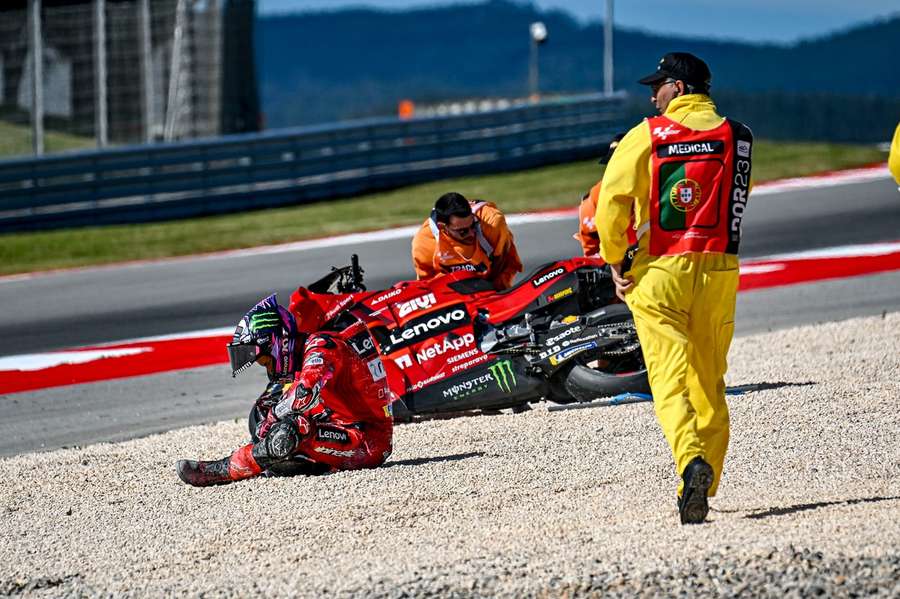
[1,312,899,597]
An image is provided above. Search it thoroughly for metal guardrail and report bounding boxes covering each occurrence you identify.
[0,92,628,232]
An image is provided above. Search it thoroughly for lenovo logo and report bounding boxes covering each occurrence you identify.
[316,427,350,445]
[384,304,470,351]
[532,267,565,287]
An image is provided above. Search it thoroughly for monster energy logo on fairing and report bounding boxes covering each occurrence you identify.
[489,360,517,393]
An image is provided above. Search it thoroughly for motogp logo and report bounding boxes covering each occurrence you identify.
[669,178,702,212]
[652,124,681,140]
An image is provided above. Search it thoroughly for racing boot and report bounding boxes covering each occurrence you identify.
[176,444,262,487]
[678,456,714,525]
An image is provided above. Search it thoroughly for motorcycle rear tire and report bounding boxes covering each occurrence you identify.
[563,362,650,402]
[561,303,650,401]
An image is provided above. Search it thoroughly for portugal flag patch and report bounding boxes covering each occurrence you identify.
[658,160,722,230]
[670,178,702,213]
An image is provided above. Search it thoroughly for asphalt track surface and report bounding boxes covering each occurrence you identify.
[1,175,899,456]
[4,177,900,355]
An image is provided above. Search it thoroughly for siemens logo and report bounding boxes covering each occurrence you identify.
[384,304,470,352]
[657,141,724,158]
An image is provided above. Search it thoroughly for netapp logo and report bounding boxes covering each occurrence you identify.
[415,333,475,364]
[532,267,565,287]
[385,304,470,351]
[657,141,724,158]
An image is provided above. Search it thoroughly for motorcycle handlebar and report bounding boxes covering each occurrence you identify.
[346,254,366,292]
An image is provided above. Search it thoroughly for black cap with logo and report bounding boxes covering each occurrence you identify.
[638,52,711,92]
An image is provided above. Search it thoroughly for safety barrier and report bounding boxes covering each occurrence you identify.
[0,92,627,232]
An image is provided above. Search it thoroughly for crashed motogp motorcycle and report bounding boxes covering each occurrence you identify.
[291,255,649,420]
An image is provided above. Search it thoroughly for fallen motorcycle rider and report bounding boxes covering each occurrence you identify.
[176,294,393,487]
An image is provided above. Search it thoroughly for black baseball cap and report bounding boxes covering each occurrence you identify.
[599,133,626,165]
[638,52,711,91]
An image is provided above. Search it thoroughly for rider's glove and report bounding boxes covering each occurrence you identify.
[256,410,311,441]
[272,381,323,420]
[256,411,277,440]
[256,379,289,412]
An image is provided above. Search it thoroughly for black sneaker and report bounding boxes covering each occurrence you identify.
[679,457,714,525]
[176,457,233,487]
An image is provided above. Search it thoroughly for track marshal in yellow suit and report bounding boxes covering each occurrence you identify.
[596,52,753,525]
[889,122,900,186]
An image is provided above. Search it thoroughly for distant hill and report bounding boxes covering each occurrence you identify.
[256,0,900,141]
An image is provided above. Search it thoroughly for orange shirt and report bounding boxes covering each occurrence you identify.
[411,201,523,290]
[575,183,602,257]
[576,182,637,258]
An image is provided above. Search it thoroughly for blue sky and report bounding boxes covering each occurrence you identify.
[258,0,900,43]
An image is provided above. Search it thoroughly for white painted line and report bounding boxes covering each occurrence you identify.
[91,327,235,345]
[739,263,785,275]
[0,347,152,371]
[751,165,891,196]
[747,240,900,262]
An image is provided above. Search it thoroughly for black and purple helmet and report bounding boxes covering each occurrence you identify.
[227,294,299,378]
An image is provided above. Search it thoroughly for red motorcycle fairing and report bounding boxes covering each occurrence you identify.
[289,257,614,414]
[352,273,494,401]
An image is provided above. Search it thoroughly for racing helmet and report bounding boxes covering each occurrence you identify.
[227,294,301,378]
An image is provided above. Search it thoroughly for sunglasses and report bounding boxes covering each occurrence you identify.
[651,78,678,96]
[446,223,475,236]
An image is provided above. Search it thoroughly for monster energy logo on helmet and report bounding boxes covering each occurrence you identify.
[249,311,280,333]
[488,360,517,393]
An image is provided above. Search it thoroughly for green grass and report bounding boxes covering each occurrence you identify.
[0,139,887,275]
[0,120,95,158]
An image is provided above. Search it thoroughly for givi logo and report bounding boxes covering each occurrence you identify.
[397,293,437,318]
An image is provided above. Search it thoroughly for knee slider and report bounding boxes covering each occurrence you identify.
[252,420,300,467]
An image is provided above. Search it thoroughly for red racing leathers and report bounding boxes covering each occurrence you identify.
[228,332,393,478]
